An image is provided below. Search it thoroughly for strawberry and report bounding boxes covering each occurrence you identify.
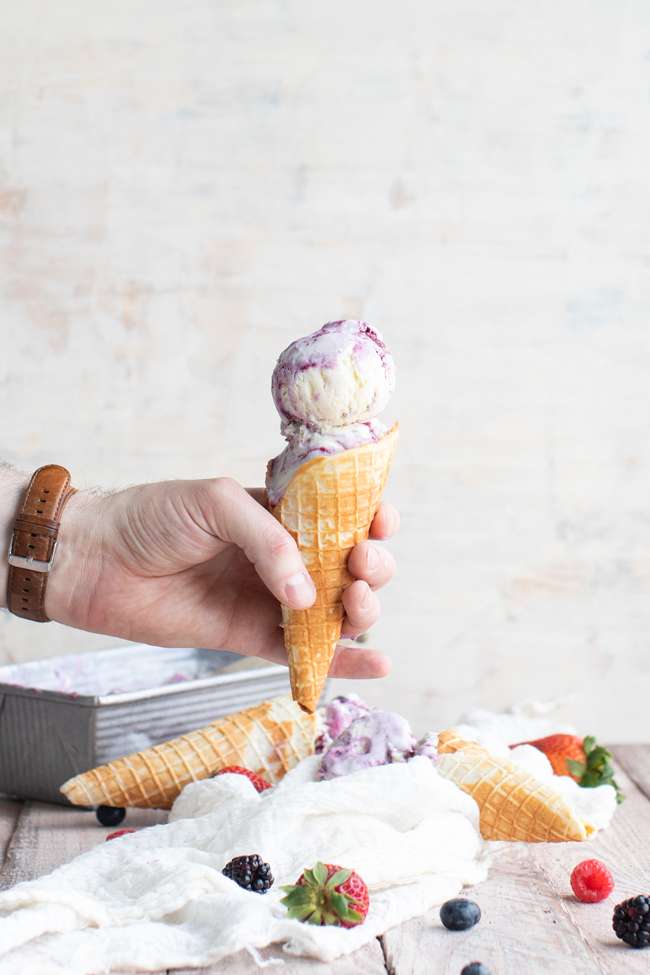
[513,734,586,779]
[281,861,369,928]
[512,734,623,802]
[216,766,272,793]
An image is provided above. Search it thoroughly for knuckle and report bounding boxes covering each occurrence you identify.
[265,524,296,558]
[210,476,241,502]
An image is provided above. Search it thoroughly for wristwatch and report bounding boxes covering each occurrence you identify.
[7,464,76,622]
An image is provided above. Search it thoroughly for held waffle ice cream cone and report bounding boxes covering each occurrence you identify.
[270,427,397,713]
[267,321,397,713]
[60,695,316,810]
[436,729,589,842]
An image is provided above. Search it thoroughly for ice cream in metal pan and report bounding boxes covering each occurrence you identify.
[267,320,398,713]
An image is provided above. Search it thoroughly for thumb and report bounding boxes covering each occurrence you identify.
[206,478,316,610]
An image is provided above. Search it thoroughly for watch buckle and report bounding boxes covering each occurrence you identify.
[8,537,58,573]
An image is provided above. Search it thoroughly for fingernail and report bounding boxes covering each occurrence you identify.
[285,572,316,606]
[365,546,379,571]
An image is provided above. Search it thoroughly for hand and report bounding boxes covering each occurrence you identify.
[41,477,399,679]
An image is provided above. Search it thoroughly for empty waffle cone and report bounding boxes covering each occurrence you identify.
[60,695,317,810]
[436,729,588,842]
[270,424,398,714]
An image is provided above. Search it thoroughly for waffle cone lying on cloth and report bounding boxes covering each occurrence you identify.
[270,424,397,714]
[436,729,589,842]
[61,694,316,809]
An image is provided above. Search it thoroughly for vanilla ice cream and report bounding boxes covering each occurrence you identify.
[271,320,395,428]
[267,320,395,504]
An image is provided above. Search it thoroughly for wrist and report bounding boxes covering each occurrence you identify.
[44,488,101,627]
[0,466,30,610]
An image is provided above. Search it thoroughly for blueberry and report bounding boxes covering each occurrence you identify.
[461,964,492,975]
[96,805,126,827]
[440,898,481,931]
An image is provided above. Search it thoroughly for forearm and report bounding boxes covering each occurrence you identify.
[0,463,30,610]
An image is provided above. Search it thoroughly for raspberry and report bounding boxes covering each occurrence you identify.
[105,828,137,841]
[570,859,614,903]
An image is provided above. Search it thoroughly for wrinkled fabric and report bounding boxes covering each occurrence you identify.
[0,757,487,974]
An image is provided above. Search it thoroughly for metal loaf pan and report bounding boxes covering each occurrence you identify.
[0,645,294,805]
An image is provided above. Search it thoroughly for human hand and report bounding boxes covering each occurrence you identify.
[42,477,399,678]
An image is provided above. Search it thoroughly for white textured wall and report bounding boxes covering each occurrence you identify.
[1,1,649,740]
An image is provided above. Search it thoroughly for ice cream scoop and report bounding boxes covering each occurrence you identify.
[271,320,395,429]
[324,694,372,741]
[319,710,417,780]
[267,320,395,505]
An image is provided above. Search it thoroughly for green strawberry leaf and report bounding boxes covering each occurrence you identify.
[576,736,624,803]
[281,895,311,914]
[312,862,328,886]
[345,909,362,922]
[582,735,597,755]
[281,888,312,904]
[295,907,317,923]
[327,869,352,889]
[330,892,350,916]
[566,759,586,778]
[301,868,317,888]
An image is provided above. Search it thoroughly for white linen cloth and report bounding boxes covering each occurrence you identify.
[0,757,487,974]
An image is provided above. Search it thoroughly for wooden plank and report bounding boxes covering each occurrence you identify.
[171,938,387,974]
[0,797,22,869]
[381,756,650,975]
[0,801,166,888]
[611,745,650,799]
[0,802,168,975]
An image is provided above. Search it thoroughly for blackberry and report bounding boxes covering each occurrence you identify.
[613,895,650,948]
[223,854,274,894]
[461,965,492,975]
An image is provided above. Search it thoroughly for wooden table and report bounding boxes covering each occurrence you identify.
[1,746,648,974]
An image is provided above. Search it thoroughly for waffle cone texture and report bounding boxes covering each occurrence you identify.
[270,424,398,714]
[436,730,589,842]
[60,695,317,810]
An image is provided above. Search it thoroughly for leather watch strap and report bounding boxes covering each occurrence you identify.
[7,465,76,622]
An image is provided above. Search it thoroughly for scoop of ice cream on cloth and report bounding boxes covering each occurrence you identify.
[0,758,485,975]
[318,695,435,779]
[266,320,398,714]
[317,696,617,839]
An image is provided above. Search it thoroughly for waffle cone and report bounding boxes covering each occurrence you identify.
[60,695,316,810]
[270,424,398,713]
[436,729,588,842]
